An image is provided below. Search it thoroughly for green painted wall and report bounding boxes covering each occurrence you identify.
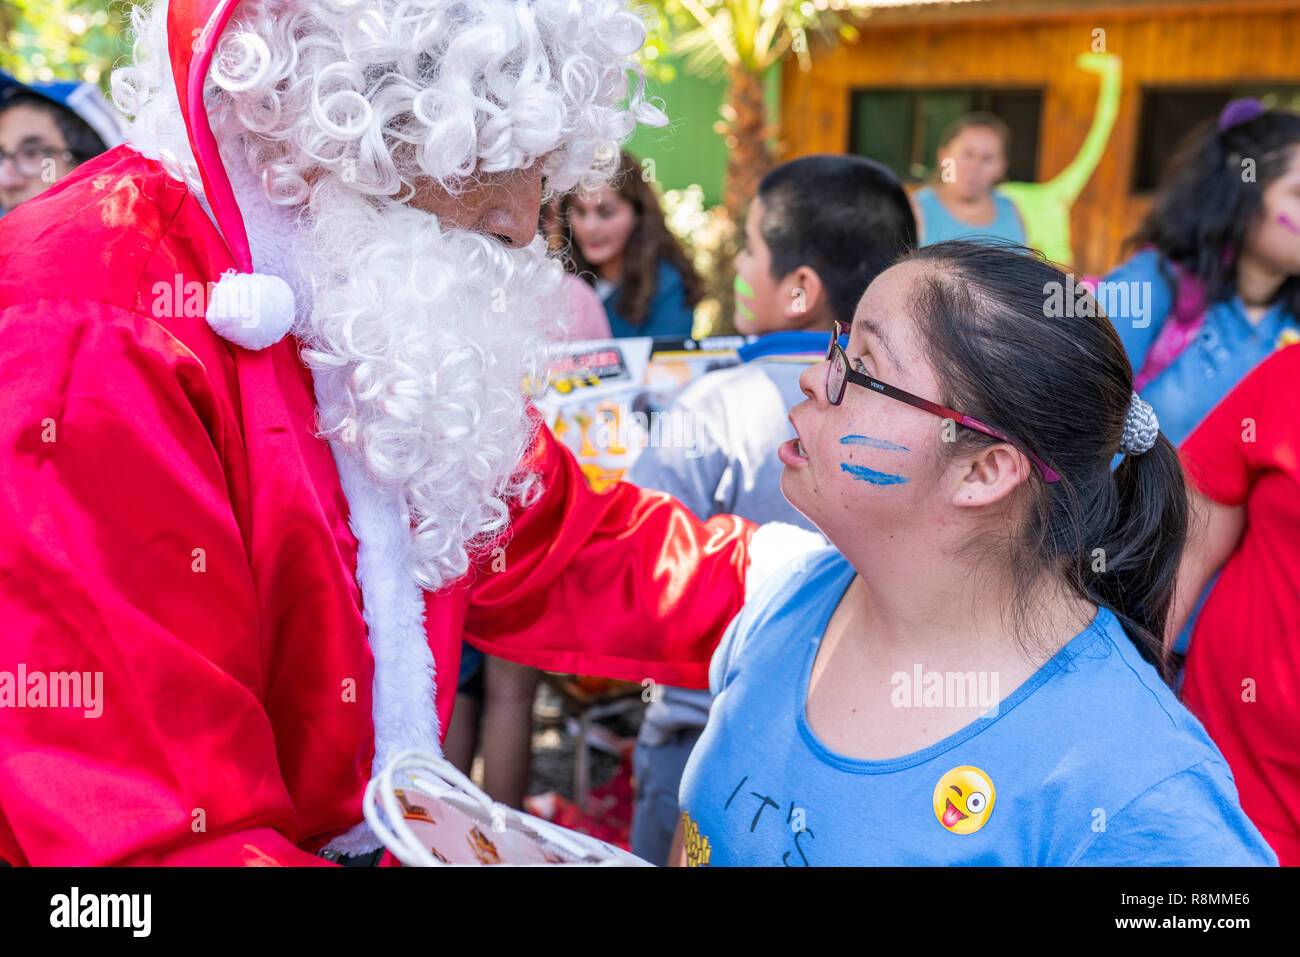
[625,56,728,207]
[625,55,781,209]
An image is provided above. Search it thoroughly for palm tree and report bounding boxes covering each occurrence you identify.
[0,0,127,88]
[644,1,871,332]
[651,1,870,227]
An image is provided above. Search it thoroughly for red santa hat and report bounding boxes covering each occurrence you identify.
[167,0,295,351]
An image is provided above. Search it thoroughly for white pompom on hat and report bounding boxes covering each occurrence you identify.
[168,0,295,351]
[204,269,296,351]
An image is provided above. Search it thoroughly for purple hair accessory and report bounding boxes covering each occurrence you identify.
[1218,97,1265,133]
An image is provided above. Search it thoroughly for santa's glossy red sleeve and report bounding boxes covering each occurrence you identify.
[463,407,757,688]
[0,300,330,867]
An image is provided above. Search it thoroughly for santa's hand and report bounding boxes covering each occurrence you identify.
[745,522,828,602]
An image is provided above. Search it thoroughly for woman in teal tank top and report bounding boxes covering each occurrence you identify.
[911,112,1027,247]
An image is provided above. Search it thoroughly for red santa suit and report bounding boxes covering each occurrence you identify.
[0,141,760,865]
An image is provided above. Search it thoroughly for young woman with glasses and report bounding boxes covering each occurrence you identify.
[0,83,115,214]
[670,241,1276,866]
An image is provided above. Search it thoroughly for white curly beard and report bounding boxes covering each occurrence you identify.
[286,178,565,591]
[111,0,646,591]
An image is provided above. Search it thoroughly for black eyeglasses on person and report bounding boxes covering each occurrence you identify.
[0,143,75,180]
[825,319,1060,483]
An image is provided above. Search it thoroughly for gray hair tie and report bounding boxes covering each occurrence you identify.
[1119,392,1159,456]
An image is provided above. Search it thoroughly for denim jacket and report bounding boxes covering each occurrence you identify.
[602,259,696,340]
[1104,249,1299,446]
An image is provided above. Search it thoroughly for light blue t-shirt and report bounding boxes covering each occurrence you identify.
[914,185,1026,247]
[677,548,1277,866]
[1104,248,1299,446]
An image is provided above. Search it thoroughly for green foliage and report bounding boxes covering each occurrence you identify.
[640,0,870,78]
[0,0,132,90]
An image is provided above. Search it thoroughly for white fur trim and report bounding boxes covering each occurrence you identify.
[318,394,442,858]
[205,270,295,350]
[746,522,828,602]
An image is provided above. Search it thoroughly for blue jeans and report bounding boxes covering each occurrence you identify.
[631,727,704,866]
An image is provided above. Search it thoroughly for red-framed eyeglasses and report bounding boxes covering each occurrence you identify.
[825,320,1060,483]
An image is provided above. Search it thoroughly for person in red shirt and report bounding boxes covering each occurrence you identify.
[1173,343,1300,865]
[0,0,816,866]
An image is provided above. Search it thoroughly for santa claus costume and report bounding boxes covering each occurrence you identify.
[0,0,809,865]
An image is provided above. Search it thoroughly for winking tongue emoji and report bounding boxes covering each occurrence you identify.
[933,766,996,835]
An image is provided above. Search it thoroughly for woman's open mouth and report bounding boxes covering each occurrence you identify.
[778,436,809,467]
[780,413,810,467]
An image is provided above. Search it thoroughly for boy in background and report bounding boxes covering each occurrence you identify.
[625,154,917,864]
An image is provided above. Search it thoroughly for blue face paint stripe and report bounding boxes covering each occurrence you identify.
[841,462,908,485]
[840,434,909,452]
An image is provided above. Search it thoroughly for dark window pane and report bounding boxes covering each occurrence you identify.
[1133,89,1230,192]
[849,87,1042,184]
[1134,85,1300,192]
[986,91,1041,183]
[848,91,913,181]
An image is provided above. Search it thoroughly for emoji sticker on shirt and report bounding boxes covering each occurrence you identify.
[933,766,996,835]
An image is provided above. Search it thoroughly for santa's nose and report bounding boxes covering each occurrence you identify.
[481,213,536,249]
[478,166,545,249]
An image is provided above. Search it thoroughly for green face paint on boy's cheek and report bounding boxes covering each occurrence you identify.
[734,274,755,322]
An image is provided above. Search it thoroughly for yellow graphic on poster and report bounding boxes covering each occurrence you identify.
[680,810,712,867]
[534,337,749,492]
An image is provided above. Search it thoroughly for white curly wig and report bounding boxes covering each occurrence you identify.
[112,0,664,204]
[110,0,665,592]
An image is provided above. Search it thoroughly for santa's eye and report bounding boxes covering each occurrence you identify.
[966,791,987,814]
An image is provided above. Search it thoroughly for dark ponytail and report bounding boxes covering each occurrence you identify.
[904,241,1188,682]
[1083,434,1188,679]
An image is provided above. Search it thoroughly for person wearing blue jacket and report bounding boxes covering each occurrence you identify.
[1102,100,1300,446]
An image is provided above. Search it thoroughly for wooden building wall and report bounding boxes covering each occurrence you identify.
[780,1,1300,275]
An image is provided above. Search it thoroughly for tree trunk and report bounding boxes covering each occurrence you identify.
[704,64,774,336]
[722,64,775,230]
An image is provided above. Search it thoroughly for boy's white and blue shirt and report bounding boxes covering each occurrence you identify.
[677,547,1278,866]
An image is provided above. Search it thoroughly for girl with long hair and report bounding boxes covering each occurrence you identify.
[562,150,703,338]
[1104,100,1300,446]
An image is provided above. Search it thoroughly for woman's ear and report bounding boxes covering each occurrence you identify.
[951,443,1032,508]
